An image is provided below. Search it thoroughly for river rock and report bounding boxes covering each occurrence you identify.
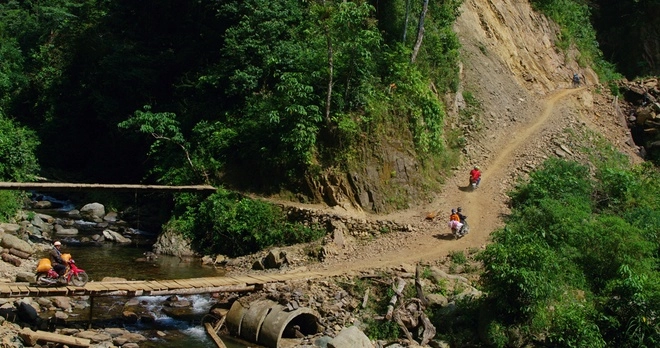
[264,249,288,269]
[80,202,106,221]
[102,229,131,243]
[152,227,196,257]
[30,214,47,230]
[0,223,20,234]
[15,272,36,284]
[103,211,118,222]
[328,326,373,348]
[74,330,112,343]
[55,311,68,321]
[54,224,78,236]
[37,213,54,223]
[53,297,71,311]
[32,200,52,209]
[113,332,147,345]
[67,209,81,219]
[122,311,139,324]
[105,328,129,337]
[0,234,33,254]
[426,293,449,308]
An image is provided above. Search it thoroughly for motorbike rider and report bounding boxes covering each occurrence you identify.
[457,207,467,223]
[450,208,460,222]
[572,73,581,87]
[470,165,481,187]
[50,241,66,276]
[448,209,463,235]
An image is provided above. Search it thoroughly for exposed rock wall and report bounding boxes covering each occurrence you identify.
[313,0,598,214]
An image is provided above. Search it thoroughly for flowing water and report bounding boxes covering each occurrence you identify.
[32,195,253,347]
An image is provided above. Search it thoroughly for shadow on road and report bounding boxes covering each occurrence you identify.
[434,233,456,241]
[457,184,474,192]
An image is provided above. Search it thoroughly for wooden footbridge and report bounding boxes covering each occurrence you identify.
[0,271,330,298]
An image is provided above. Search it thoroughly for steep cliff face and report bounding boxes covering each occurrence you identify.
[320,0,599,214]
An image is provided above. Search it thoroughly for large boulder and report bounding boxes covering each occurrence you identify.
[80,203,106,221]
[152,227,196,257]
[0,223,21,234]
[0,234,33,254]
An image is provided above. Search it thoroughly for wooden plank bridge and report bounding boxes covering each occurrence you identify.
[0,271,329,298]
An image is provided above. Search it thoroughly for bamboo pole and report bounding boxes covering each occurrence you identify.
[103,284,256,297]
[0,182,216,192]
[20,328,91,347]
[204,322,228,348]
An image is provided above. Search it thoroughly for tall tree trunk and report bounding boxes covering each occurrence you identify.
[325,28,334,126]
[403,0,411,42]
[411,0,429,63]
[322,0,334,127]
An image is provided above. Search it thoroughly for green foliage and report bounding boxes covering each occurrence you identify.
[449,250,467,265]
[509,157,592,208]
[0,113,40,182]
[477,157,660,346]
[0,191,23,222]
[170,189,325,257]
[545,301,606,348]
[364,319,400,341]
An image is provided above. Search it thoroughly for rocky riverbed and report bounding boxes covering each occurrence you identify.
[0,197,482,348]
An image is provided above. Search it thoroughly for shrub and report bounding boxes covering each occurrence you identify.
[171,189,325,257]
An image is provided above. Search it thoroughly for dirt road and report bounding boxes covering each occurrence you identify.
[301,88,586,275]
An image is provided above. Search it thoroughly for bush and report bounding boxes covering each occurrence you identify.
[0,114,40,182]
[478,158,660,346]
[171,189,325,257]
[0,191,23,222]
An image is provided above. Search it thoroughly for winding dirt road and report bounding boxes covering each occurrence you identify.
[305,88,584,275]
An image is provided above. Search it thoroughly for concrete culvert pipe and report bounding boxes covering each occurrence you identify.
[258,304,320,348]
[239,300,275,342]
[225,300,248,336]
[226,299,320,348]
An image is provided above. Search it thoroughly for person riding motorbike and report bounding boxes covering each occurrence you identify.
[450,209,460,222]
[470,166,481,187]
[572,73,581,87]
[50,241,66,276]
[457,207,467,223]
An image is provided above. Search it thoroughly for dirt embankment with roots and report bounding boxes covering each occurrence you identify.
[227,0,642,278]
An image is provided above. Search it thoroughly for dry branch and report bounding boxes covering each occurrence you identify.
[385,278,406,320]
[415,264,428,307]
[205,322,228,348]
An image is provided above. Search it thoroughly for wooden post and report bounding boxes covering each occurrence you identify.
[88,296,94,329]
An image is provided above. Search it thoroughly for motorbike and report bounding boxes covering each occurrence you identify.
[36,258,88,287]
[453,216,470,239]
[469,177,479,191]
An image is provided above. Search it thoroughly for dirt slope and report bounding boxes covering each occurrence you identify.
[237,0,642,276]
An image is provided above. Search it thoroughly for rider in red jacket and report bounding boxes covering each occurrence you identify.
[470,165,481,187]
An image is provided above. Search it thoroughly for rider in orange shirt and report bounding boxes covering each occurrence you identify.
[450,209,460,222]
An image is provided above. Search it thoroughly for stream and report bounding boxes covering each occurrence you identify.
[30,194,252,348]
